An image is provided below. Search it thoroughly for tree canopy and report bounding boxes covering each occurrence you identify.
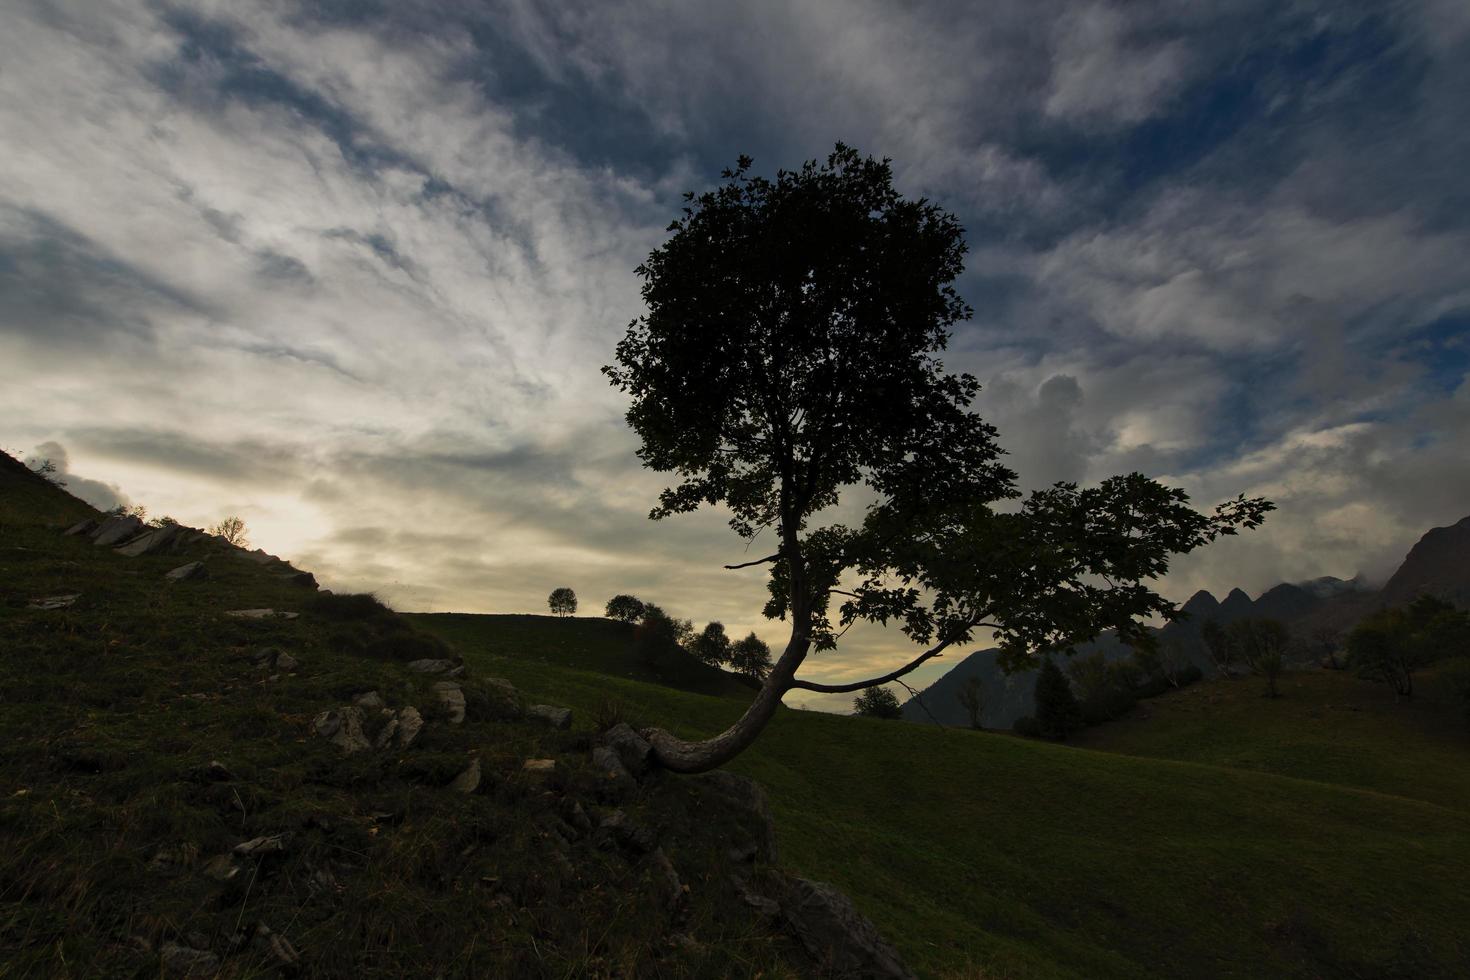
[605,594,647,623]
[604,144,1272,772]
[547,587,577,618]
[853,686,903,719]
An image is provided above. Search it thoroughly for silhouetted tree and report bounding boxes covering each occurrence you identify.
[1034,658,1083,739]
[1201,619,1237,678]
[956,676,985,730]
[1346,596,1469,699]
[729,632,773,681]
[691,621,732,666]
[1227,618,1290,698]
[210,516,249,547]
[548,587,577,618]
[604,144,1272,772]
[605,594,647,623]
[853,686,903,719]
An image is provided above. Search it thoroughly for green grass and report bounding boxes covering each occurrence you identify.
[412,611,1470,980]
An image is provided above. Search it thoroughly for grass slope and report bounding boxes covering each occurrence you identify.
[413,612,1470,980]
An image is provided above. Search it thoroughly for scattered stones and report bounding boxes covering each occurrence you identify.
[234,834,288,858]
[526,704,573,730]
[91,514,144,546]
[407,658,464,677]
[28,593,80,610]
[590,746,637,799]
[602,723,653,776]
[395,706,424,748]
[781,877,917,980]
[159,942,220,977]
[354,690,385,709]
[115,522,185,557]
[148,842,199,877]
[432,682,466,724]
[63,519,97,536]
[164,561,208,582]
[450,758,483,794]
[522,758,557,774]
[225,608,299,619]
[313,707,371,754]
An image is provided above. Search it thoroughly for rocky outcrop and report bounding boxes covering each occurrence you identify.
[432,682,466,724]
[165,561,208,582]
[91,514,144,546]
[526,704,573,730]
[115,522,188,557]
[779,877,916,980]
[313,708,371,754]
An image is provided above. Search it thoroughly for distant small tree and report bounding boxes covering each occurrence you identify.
[1346,596,1468,700]
[1155,637,1192,687]
[149,515,179,528]
[107,503,148,520]
[1034,658,1083,739]
[1227,618,1290,698]
[729,632,773,680]
[691,621,733,667]
[548,587,578,618]
[1306,624,1343,670]
[210,516,249,547]
[956,676,985,730]
[28,458,66,486]
[853,686,903,719]
[1065,651,1115,702]
[605,594,647,623]
[1201,619,1236,678]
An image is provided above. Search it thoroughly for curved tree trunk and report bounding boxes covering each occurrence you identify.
[644,627,809,773]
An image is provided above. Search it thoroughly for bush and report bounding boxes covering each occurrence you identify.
[853,686,903,719]
[309,592,394,622]
[605,594,646,623]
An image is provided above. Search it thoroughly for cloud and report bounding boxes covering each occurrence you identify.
[23,441,130,512]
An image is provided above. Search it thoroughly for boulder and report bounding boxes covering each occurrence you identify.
[63,519,97,536]
[432,682,466,724]
[450,758,482,794]
[116,522,185,557]
[694,770,778,863]
[283,570,317,589]
[233,834,288,858]
[91,514,144,546]
[274,652,300,671]
[598,808,656,854]
[590,746,637,800]
[780,877,916,980]
[396,706,424,747]
[482,677,523,719]
[602,723,653,776]
[164,561,208,582]
[374,714,399,749]
[354,690,384,709]
[159,943,220,978]
[313,707,371,754]
[526,704,573,730]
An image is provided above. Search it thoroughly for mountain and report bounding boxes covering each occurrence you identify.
[902,514,1470,728]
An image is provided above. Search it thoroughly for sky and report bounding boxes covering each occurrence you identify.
[3,0,1468,712]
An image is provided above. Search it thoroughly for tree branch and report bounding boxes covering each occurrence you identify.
[724,553,782,570]
[785,618,999,694]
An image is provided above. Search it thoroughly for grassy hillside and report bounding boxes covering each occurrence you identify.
[414,613,1470,979]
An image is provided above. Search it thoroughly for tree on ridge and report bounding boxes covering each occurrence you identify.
[548,587,578,618]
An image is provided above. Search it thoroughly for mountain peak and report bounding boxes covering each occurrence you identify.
[1382,515,1470,606]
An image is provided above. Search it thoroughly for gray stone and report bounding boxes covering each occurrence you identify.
[450,758,482,794]
[233,834,288,858]
[28,593,80,610]
[734,876,781,917]
[240,548,278,564]
[695,770,778,863]
[374,715,399,749]
[274,652,300,671]
[313,707,371,753]
[526,704,573,730]
[396,706,424,747]
[225,608,299,619]
[432,682,466,724]
[159,942,220,977]
[91,514,144,546]
[354,690,384,709]
[164,561,208,582]
[781,877,917,980]
[602,723,653,776]
[406,658,462,675]
[63,519,96,536]
[116,522,185,557]
[590,745,636,799]
[482,677,523,719]
[522,758,556,774]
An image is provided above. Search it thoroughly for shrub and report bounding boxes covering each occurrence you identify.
[853,686,903,719]
[309,591,394,622]
[605,594,646,623]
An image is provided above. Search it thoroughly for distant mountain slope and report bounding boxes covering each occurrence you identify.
[903,516,1469,728]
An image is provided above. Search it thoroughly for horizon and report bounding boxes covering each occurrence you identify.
[3,1,1468,712]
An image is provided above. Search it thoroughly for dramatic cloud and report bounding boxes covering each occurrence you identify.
[2,0,1466,713]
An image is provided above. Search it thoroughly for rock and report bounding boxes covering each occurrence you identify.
[274,652,300,671]
[526,704,573,730]
[91,514,144,546]
[407,658,463,676]
[590,746,637,800]
[648,847,683,913]
[313,707,371,754]
[164,561,208,582]
[201,854,240,882]
[734,875,782,917]
[148,842,199,877]
[694,770,778,863]
[234,834,288,858]
[63,519,96,536]
[374,715,400,749]
[432,682,466,724]
[159,942,220,977]
[225,608,299,619]
[780,877,917,980]
[602,723,653,776]
[563,800,593,834]
[522,758,557,774]
[28,594,80,610]
[396,706,424,747]
[450,758,482,794]
[116,522,185,557]
[354,690,384,709]
[599,809,656,854]
[240,548,278,564]
[283,570,317,589]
